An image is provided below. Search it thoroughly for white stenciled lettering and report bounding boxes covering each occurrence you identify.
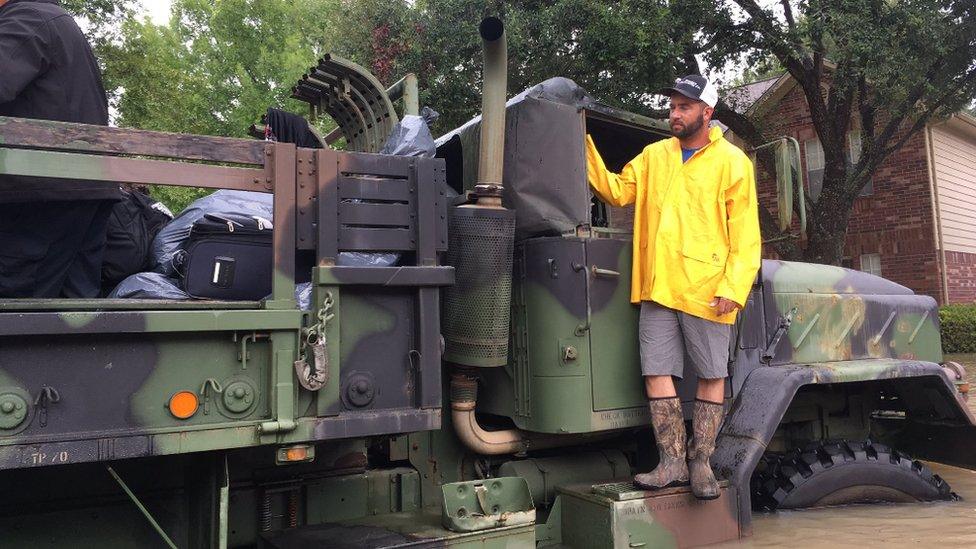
[27,450,71,465]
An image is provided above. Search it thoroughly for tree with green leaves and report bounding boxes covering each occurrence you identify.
[61,0,135,50]
[693,0,976,265]
[97,0,691,203]
[329,0,689,133]
[87,0,976,250]
[96,0,343,209]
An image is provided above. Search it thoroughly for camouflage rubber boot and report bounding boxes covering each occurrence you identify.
[634,397,689,490]
[687,399,724,500]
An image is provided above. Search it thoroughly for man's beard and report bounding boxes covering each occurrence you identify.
[671,113,704,139]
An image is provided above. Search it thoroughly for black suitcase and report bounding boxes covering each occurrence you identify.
[179,214,273,300]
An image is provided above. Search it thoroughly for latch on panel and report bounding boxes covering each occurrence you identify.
[34,385,60,428]
[199,378,223,415]
[562,345,578,362]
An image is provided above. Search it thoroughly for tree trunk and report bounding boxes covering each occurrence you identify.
[802,188,853,265]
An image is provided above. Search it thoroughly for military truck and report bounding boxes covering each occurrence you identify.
[0,17,974,548]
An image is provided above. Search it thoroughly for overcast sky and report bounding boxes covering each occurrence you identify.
[140,0,172,25]
[130,0,747,89]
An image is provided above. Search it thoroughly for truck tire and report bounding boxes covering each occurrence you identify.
[751,440,956,510]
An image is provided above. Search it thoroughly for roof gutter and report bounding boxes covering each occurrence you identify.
[924,124,950,305]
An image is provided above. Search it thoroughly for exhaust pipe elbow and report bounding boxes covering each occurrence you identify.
[450,373,526,455]
[452,407,528,455]
[450,374,587,456]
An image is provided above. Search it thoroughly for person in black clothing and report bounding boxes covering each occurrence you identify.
[0,0,118,298]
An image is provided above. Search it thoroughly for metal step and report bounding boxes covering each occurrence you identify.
[590,479,731,501]
[555,479,740,548]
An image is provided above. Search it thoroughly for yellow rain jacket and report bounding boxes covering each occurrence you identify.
[586,125,761,324]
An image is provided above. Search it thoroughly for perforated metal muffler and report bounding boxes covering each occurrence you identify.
[442,205,515,367]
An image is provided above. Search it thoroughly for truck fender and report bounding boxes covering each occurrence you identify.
[713,360,973,534]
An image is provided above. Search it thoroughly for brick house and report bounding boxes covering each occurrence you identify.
[725,74,976,304]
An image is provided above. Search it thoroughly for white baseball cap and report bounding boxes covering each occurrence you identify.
[659,74,719,108]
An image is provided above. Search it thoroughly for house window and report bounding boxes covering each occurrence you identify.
[804,134,873,202]
[848,132,873,197]
[860,253,882,277]
[804,138,825,201]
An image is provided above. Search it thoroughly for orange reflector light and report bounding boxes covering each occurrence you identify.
[168,391,198,419]
[276,444,314,465]
[285,447,308,462]
[959,383,970,395]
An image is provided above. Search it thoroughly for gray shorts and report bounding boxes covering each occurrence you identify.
[639,301,731,380]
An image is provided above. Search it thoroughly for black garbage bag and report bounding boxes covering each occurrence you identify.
[379,107,439,158]
[101,188,174,295]
[265,108,323,149]
[110,272,314,309]
[108,272,188,300]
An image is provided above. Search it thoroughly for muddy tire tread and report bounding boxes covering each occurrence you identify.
[751,439,955,511]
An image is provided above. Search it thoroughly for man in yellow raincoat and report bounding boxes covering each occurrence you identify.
[586,75,761,500]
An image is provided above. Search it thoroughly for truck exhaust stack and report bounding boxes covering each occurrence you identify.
[476,16,507,195]
[441,17,516,368]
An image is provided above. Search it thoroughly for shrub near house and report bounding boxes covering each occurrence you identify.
[940,305,976,353]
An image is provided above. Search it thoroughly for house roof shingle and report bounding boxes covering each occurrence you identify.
[722,74,784,114]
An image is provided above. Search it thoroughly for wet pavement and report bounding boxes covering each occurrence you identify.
[719,354,976,548]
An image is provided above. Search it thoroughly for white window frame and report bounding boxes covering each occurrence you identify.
[848,131,873,197]
[804,138,825,202]
[805,134,873,201]
[860,253,882,277]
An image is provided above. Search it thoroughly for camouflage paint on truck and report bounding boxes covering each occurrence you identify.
[476,235,650,434]
[2,69,976,548]
[431,78,976,544]
[0,118,451,471]
[761,260,943,366]
[712,259,975,533]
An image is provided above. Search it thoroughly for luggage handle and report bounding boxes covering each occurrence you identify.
[203,213,244,232]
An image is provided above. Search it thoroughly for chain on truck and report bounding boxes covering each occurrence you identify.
[0,16,974,549]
